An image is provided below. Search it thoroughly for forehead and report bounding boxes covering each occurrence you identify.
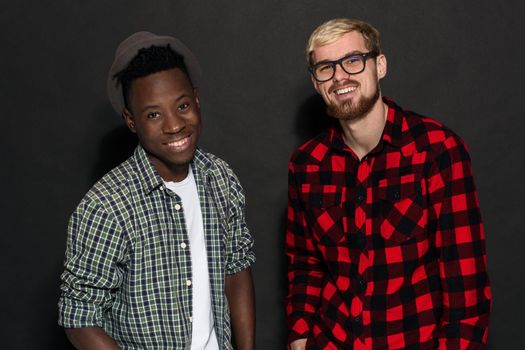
[311,31,367,63]
[129,68,193,101]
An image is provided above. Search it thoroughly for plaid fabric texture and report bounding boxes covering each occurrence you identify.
[58,145,255,349]
[286,98,491,349]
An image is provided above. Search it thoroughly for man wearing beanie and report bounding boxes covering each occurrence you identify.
[58,32,256,350]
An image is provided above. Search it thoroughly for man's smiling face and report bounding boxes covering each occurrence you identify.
[310,31,386,121]
[123,68,201,182]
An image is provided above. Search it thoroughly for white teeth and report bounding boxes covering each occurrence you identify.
[167,137,189,147]
[335,86,356,95]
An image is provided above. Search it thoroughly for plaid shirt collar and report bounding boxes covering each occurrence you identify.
[328,96,405,154]
[133,145,213,194]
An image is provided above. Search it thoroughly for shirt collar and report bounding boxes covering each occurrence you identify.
[381,97,404,148]
[133,145,213,194]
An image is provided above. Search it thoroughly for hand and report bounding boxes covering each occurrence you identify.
[290,338,307,350]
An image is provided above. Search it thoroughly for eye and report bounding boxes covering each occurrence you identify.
[178,103,190,111]
[317,63,333,73]
[147,112,161,119]
[344,55,362,64]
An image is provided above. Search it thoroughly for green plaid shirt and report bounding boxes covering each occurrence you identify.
[58,145,255,349]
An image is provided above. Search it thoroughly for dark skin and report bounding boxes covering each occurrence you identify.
[226,267,256,350]
[64,327,120,350]
[65,69,255,349]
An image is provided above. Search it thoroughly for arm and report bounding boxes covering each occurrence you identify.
[58,199,127,347]
[222,166,256,349]
[285,164,324,347]
[428,135,491,349]
[64,327,120,350]
[225,267,255,350]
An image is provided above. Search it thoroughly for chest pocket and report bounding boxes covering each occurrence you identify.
[301,185,347,246]
[374,175,428,244]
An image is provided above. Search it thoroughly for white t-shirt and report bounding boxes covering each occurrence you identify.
[164,168,219,350]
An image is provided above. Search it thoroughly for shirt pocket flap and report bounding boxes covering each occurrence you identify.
[300,184,343,208]
[308,192,342,208]
[376,178,421,201]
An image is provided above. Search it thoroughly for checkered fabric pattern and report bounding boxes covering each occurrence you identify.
[58,145,255,349]
[286,98,491,349]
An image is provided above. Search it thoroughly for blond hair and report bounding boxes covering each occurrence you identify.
[306,18,382,63]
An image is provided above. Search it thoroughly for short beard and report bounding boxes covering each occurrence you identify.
[327,85,381,121]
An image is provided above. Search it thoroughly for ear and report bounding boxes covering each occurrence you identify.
[310,75,321,94]
[193,88,201,108]
[122,108,137,133]
[376,54,387,80]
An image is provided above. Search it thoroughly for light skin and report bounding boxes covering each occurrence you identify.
[66,68,255,350]
[311,31,388,161]
[291,31,388,350]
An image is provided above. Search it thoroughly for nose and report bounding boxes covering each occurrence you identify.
[162,112,185,134]
[332,62,349,81]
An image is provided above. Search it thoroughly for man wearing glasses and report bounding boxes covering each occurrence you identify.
[285,18,491,349]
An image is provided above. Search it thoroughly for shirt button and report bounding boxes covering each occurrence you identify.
[186,279,192,286]
[180,242,187,249]
[175,204,182,211]
[357,276,367,292]
[356,187,366,203]
[353,315,363,336]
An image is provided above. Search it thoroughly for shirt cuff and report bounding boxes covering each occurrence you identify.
[58,296,104,329]
[225,252,256,275]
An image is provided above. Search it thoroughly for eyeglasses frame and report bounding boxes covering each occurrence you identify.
[308,51,379,82]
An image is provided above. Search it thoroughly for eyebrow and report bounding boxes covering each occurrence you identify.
[314,50,365,65]
[138,94,192,114]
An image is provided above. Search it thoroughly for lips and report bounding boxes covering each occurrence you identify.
[335,86,356,95]
[163,135,191,151]
[330,81,359,97]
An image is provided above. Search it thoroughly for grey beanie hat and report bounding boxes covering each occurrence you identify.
[107,31,202,115]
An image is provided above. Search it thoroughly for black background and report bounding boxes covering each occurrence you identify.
[1,1,523,349]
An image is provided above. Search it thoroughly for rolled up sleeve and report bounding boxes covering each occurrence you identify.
[58,198,127,328]
[224,171,256,275]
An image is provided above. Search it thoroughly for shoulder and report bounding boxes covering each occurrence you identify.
[76,156,137,217]
[194,149,245,191]
[394,104,468,156]
[202,151,235,174]
[195,150,246,209]
[289,130,331,167]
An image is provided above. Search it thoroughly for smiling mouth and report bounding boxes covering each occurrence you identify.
[334,86,357,95]
[164,135,191,150]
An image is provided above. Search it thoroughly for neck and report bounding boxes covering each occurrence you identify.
[339,97,388,160]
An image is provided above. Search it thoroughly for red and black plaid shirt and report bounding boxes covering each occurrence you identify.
[286,98,491,349]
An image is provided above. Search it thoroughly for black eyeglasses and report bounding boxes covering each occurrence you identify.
[308,51,379,82]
